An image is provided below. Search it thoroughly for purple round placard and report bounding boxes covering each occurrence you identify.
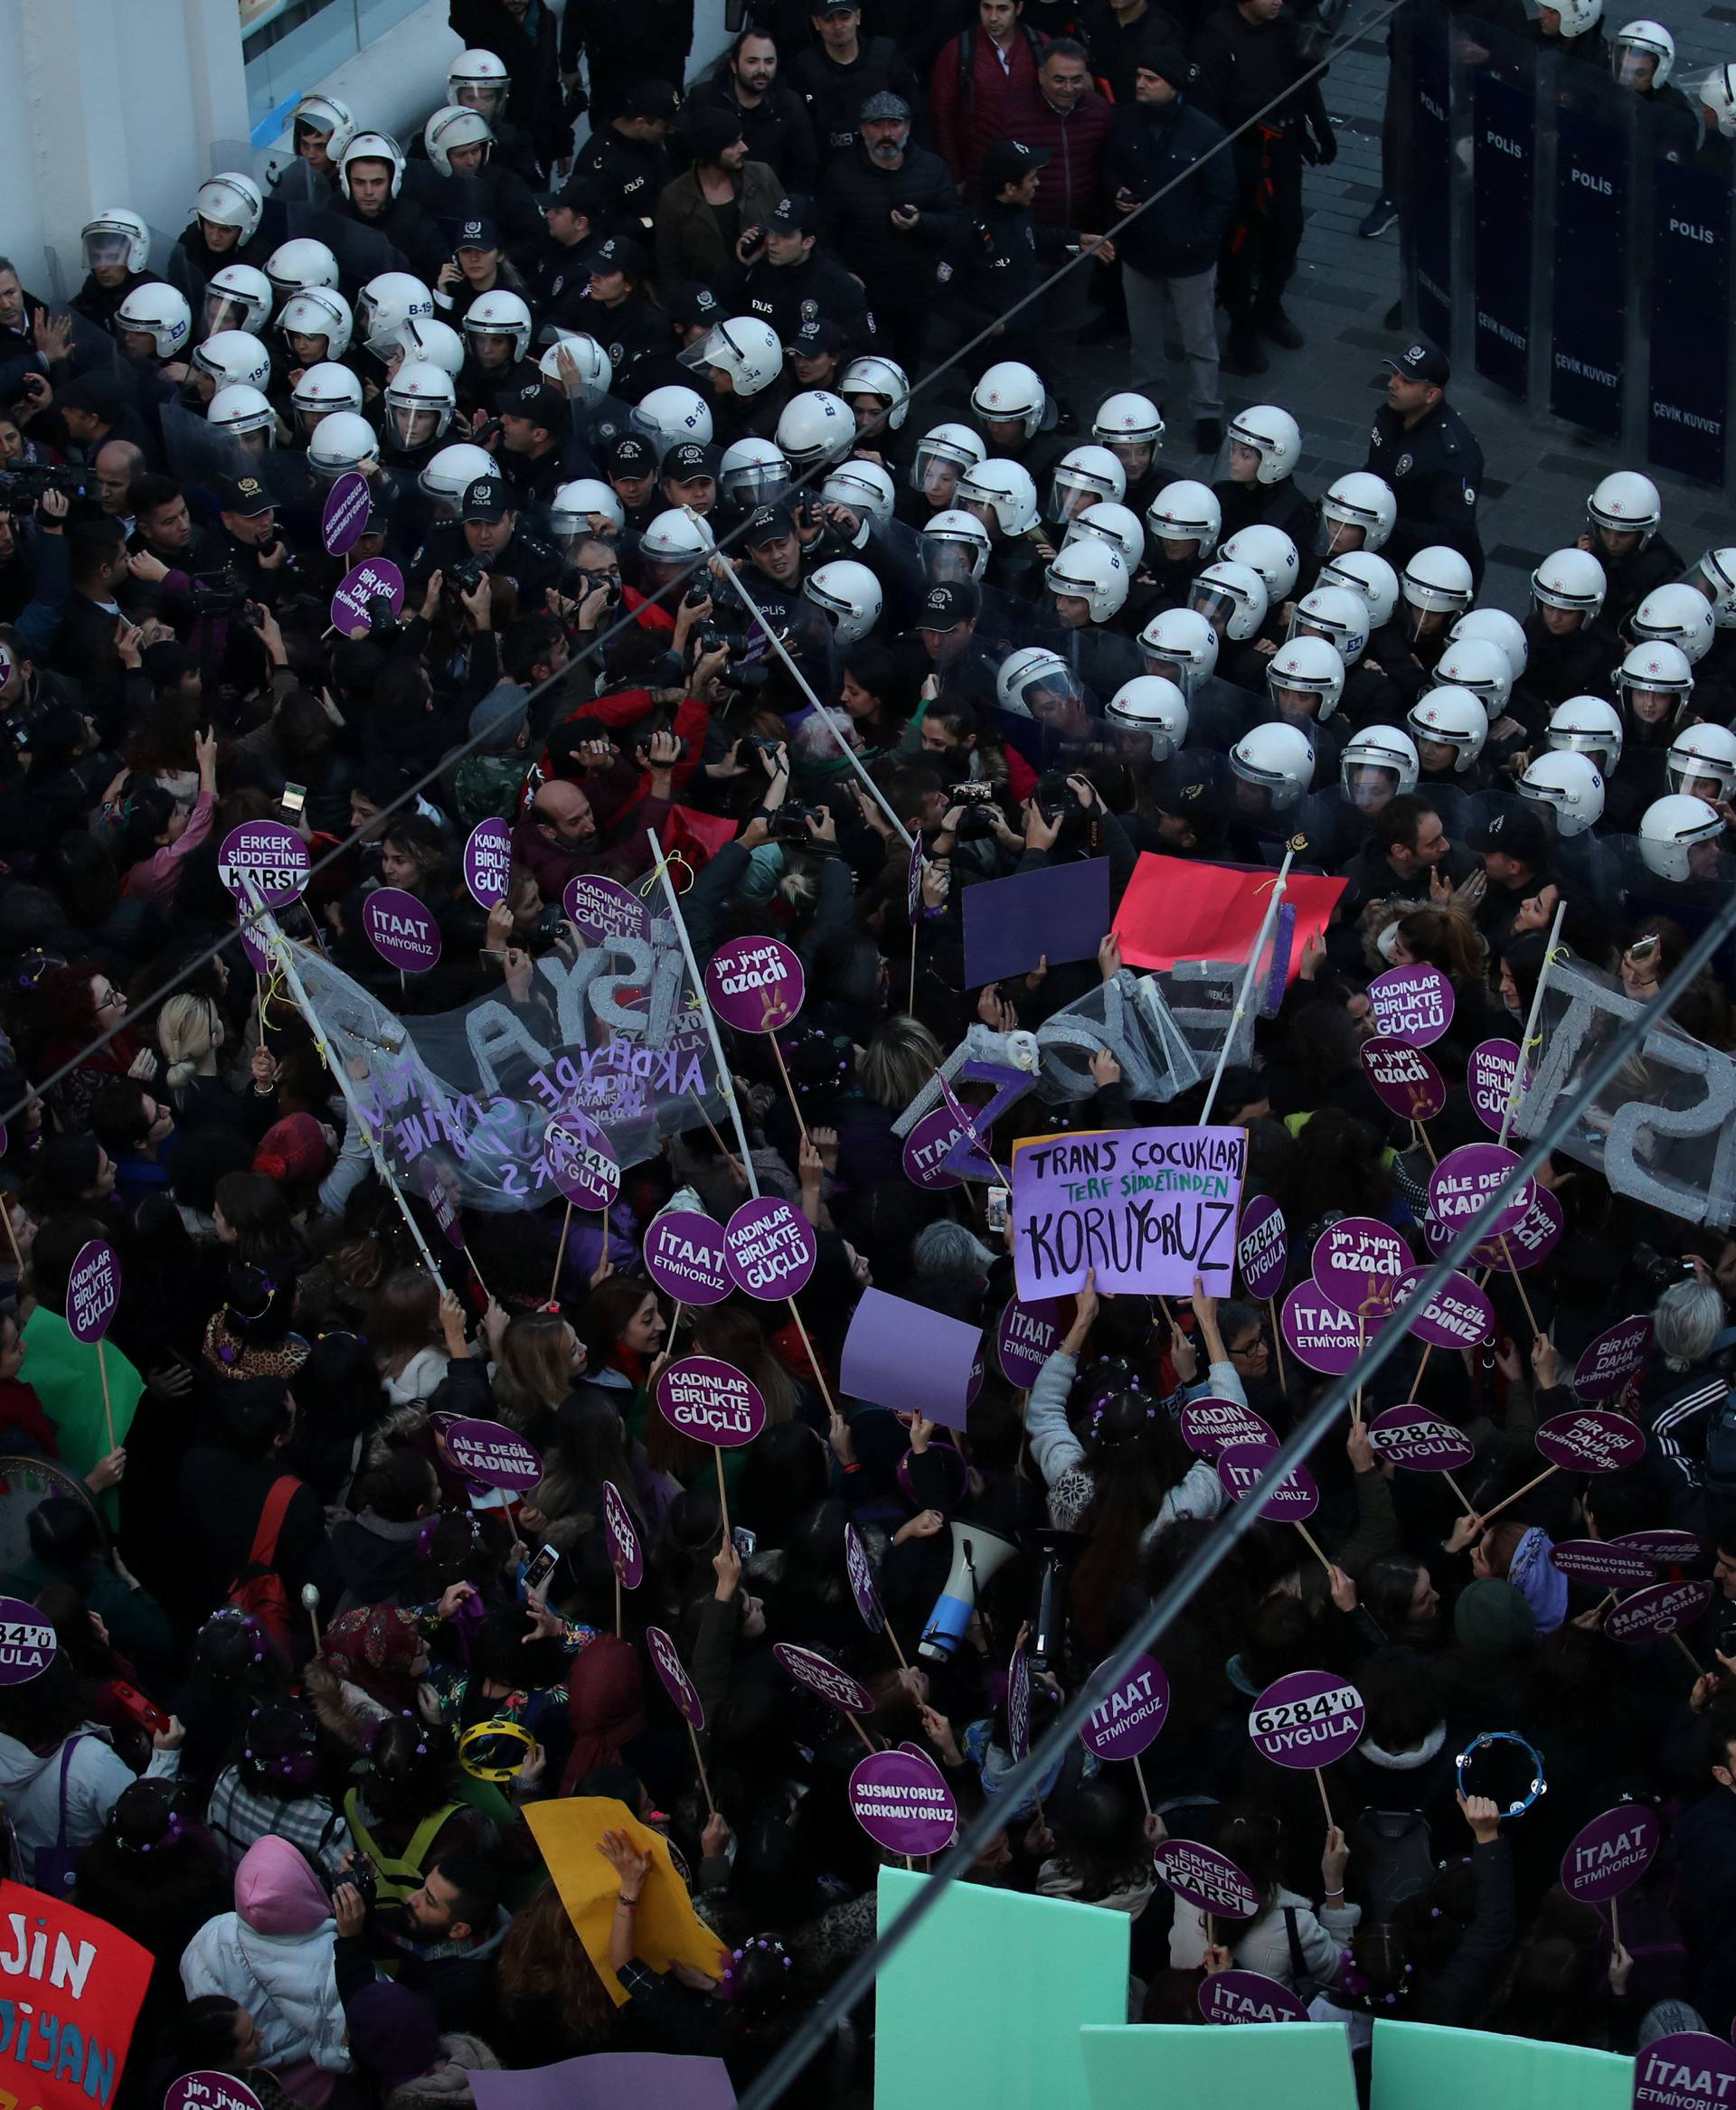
[655,1355,767,1449]
[1560,1804,1661,1904]
[1078,1653,1170,1760]
[1422,1185,1564,1273]
[1615,1528,1703,1567]
[544,1115,619,1210]
[646,1624,704,1729]
[562,874,651,945]
[1635,2033,1736,2110]
[1365,962,1455,1047]
[774,1643,875,1717]
[1574,1316,1655,1402]
[1550,1539,1658,1588]
[1311,1216,1412,1315]
[844,1522,885,1634]
[1179,1398,1278,1458]
[445,1418,542,1492]
[321,470,371,557]
[330,555,403,636]
[723,1197,816,1299]
[603,1480,643,1590]
[849,1748,958,1855]
[1249,1669,1365,1768]
[996,1295,1072,1389]
[67,1239,120,1343]
[1604,1578,1712,1644]
[0,1597,56,1685]
[363,887,441,974]
[1279,1283,1369,1374]
[901,1106,967,1192]
[1367,1404,1477,1474]
[1359,1036,1447,1119]
[1217,1441,1319,1520]
[1535,1409,1648,1474]
[462,818,513,910]
[705,936,805,1032]
[219,820,309,914]
[643,1209,732,1305]
[1428,1142,1535,1239]
[165,2074,266,2110]
[1467,1038,1527,1135]
[419,1157,464,1248]
[1198,1971,1310,2027]
[1237,1195,1288,1302]
[1153,1842,1260,1921]
[1389,1267,1495,1351]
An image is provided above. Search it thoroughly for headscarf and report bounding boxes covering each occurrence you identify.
[560,1634,646,1793]
[322,1606,426,1709]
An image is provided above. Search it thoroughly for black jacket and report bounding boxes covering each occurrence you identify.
[449,0,572,170]
[790,38,922,160]
[739,248,877,347]
[687,72,822,193]
[821,142,965,312]
[1104,95,1237,279]
[1366,397,1486,576]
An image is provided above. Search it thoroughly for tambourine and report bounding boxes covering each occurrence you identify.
[458,1717,535,1783]
[1454,1729,1546,1817]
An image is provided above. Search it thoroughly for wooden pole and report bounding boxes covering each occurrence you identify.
[1499,1238,1542,1336]
[686,1719,715,1814]
[908,918,918,1015]
[1133,1753,1153,1816]
[1673,1632,1704,1678]
[1294,1521,1333,1573]
[713,1446,731,1542]
[785,1295,837,1416]
[1413,1342,1435,1398]
[0,1200,23,1272]
[769,1031,810,1149]
[614,1573,622,1640]
[1444,1472,1475,1512]
[549,1201,572,1307]
[1269,1298,1287,1392]
[1314,1766,1335,1830]
[846,1710,878,1755]
[96,1340,116,1454]
[1479,1463,1561,1523]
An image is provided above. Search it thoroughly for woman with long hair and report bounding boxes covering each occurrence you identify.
[492,1310,586,1445]
[29,958,154,1126]
[494,1878,617,2067]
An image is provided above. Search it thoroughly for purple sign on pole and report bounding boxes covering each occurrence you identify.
[1423,1186,1564,1274]
[774,1643,875,1718]
[1237,1195,1288,1303]
[1428,1142,1535,1240]
[320,470,372,557]
[603,1481,643,1590]
[166,2074,267,2110]
[1604,1578,1712,1644]
[646,1625,704,1730]
[220,820,309,913]
[445,1418,542,1492]
[705,936,805,1032]
[544,1115,619,1210]
[1367,1404,1477,1474]
[1360,1036,1448,1119]
[1634,2033,1736,2110]
[1615,1528,1703,1567]
[844,1523,885,1634]
[1389,1267,1496,1351]
[654,1356,767,1449]
[1310,1216,1412,1315]
[419,1157,464,1248]
[1574,1316,1655,1402]
[1467,1038,1528,1134]
[1279,1283,1370,1374]
[839,1287,983,1432]
[562,874,651,945]
[643,1210,732,1305]
[1550,1538,1657,1587]
[996,1295,1071,1389]
[67,1239,120,1343]
[1535,1409,1648,1474]
[1218,1441,1319,1521]
[1365,963,1454,1046]
[849,1748,958,1855]
[1179,1398,1277,1457]
[363,887,441,974]
[0,1597,56,1685]
[723,1197,816,1299]
[1560,1804,1661,1903]
[330,555,404,635]
[1198,1971,1310,2027]
[1078,1653,1170,1760]
[1153,1842,1260,1921]
[901,1106,967,1192]
[1250,1669,1365,1768]
[462,818,513,910]
[1007,1645,1032,1763]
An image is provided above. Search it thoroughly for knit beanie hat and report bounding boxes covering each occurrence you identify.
[254,1111,332,1186]
[1453,1578,1536,1653]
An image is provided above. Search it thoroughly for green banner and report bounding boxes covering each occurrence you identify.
[1080,2021,1356,2109]
[1371,2021,1633,2110]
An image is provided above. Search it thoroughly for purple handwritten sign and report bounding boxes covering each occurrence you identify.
[705,936,805,1032]
[67,1239,120,1343]
[330,555,403,635]
[363,887,441,974]
[654,1355,767,1449]
[1389,1267,1495,1350]
[1560,1805,1661,1903]
[996,1295,1071,1389]
[723,1197,816,1299]
[1237,1195,1288,1302]
[901,1106,967,1192]
[419,1157,464,1248]
[1007,1644,1032,1762]
[1634,2034,1736,2110]
[1574,1316,1655,1402]
[544,1115,619,1210]
[1250,1669,1365,1768]
[1365,963,1454,1046]
[445,1418,542,1492]
[849,1748,958,1855]
[775,1643,875,1718]
[1550,1539,1657,1588]
[1179,1398,1278,1457]
[1360,1037,1447,1120]
[1078,1653,1170,1760]
[1367,1404,1477,1474]
[1467,1039,1528,1134]
[165,2075,266,2110]
[1535,1409,1647,1474]
[321,470,372,557]
[646,1625,704,1730]
[562,874,651,945]
[603,1481,643,1590]
[1311,1216,1411,1314]
[1604,1578,1712,1644]
[1153,1842,1260,1921]
[1218,1441,1319,1521]
[462,818,513,910]
[643,1209,732,1305]
[1198,1971,1310,2027]
[844,1523,885,1634]
[1428,1142,1534,1239]
[0,1597,56,1685]
[1279,1283,1369,1374]
[1615,1529,1703,1567]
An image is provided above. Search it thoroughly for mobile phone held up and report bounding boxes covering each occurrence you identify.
[523,1542,560,1597]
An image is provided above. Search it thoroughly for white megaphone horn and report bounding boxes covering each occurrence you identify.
[919,1521,1020,1661]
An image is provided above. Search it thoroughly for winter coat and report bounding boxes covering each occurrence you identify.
[1103,95,1237,279]
[0,1727,178,1885]
[654,160,786,297]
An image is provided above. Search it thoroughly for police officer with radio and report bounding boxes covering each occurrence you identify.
[739,193,876,350]
[1365,342,1486,584]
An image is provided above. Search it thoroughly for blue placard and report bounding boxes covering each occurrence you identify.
[1470,70,1535,396]
[1549,100,1627,436]
[1411,16,1455,351]
[1648,155,1731,484]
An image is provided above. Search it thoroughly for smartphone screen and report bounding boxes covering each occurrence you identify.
[523,1542,560,1596]
[280,782,307,822]
[986,1184,1010,1232]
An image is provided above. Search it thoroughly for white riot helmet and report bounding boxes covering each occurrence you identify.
[357,272,435,359]
[397,316,465,377]
[201,265,273,339]
[1666,722,1736,801]
[1091,391,1165,461]
[1221,524,1300,602]
[921,509,992,583]
[1146,480,1221,555]
[539,331,612,402]
[822,458,896,531]
[1231,722,1315,810]
[634,385,715,454]
[957,459,1040,537]
[339,133,407,202]
[382,361,456,450]
[1319,471,1397,554]
[1187,560,1269,642]
[1531,545,1607,624]
[193,173,264,245]
[840,353,911,430]
[971,360,1049,440]
[1612,18,1675,85]
[424,106,494,176]
[1139,608,1220,691]
[1518,750,1605,835]
[291,363,364,430]
[1407,685,1487,769]
[997,645,1086,721]
[1267,636,1346,722]
[264,238,339,304]
[1546,695,1625,773]
[1682,547,1736,626]
[292,93,357,161]
[463,289,533,363]
[1401,546,1475,622]
[1430,635,1513,712]
[82,209,150,277]
[279,287,353,360]
[1050,445,1127,524]
[1630,583,1717,663]
[550,479,626,541]
[194,330,273,394]
[1588,467,1663,543]
[1555,0,1604,28]
[1065,501,1145,572]
[1288,585,1370,664]
[1319,550,1400,629]
[1701,62,1736,135]
[910,421,986,501]
[773,390,851,468]
[419,441,497,511]
[306,411,378,480]
[448,47,512,118]
[1615,638,1695,724]
[206,383,276,446]
[1106,677,1190,761]
[1451,608,1529,681]
[1224,405,1302,485]
[682,317,783,398]
[1046,538,1129,623]
[803,560,883,646]
[639,508,716,588]
[1638,793,1725,881]
[720,438,791,511]
[1341,726,1420,805]
[116,283,192,359]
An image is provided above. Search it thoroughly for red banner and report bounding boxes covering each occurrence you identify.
[1111,854,1346,982]
[0,1880,154,2110]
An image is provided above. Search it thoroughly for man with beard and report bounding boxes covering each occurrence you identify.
[822,94,964,373]
[687,29,821,191]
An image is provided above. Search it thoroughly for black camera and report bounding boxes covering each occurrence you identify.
[952,803,1000,842]
[769,802,820,842]
[529,903,568,949]
[1,692,50,751]
[742,734,786,757]
[1034,768,1087,829]
[0,464,88,506]
[188,569,245,618]
[1632,1243,1699,1296]
[445,555,487,595]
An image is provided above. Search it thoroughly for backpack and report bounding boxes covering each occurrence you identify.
[1348,1806,1437,1927]
[226,1475,303,1644]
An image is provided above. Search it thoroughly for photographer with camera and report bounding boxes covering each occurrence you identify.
[0,483,71,658]
[411,475,562,608]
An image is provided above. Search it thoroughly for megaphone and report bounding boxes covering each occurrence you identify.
[919,1522,1020,1661]
[1027,1528,1088,1674]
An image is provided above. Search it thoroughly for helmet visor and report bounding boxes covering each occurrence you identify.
[921,535,984,585]
[721,461,790,508]
[203,293,256,336]
[1048,471,1108,524]
[912,444,968,505]
[1008,664,1087,727]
